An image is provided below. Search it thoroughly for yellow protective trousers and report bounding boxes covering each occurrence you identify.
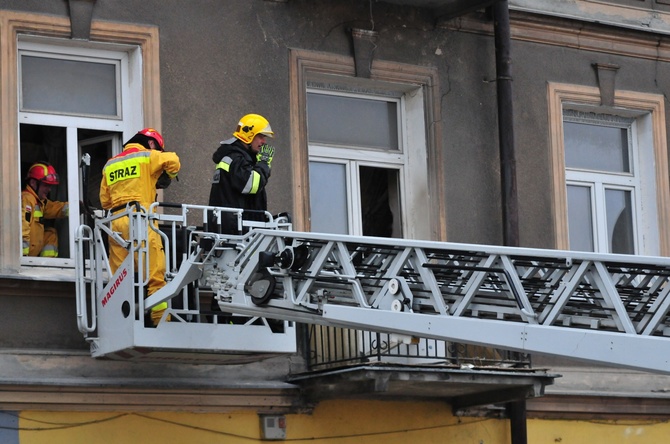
[108,214,166,299]
[40,228,59,257]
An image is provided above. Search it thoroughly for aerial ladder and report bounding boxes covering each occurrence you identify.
[76,202,670,373]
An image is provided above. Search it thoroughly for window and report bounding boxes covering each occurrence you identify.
[290,49,445,240]
[548,83,670,256]
[563,111,640,254]
[0,12,160,276]
[19,124,120,263]
[307,88,427,238]
[18,40,138,266]
[307,91,405,237]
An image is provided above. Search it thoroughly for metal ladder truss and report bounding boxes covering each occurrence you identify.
[202,229,670,374]
[77,203,670,373]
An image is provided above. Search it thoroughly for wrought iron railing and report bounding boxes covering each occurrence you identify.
[305,324,531,371]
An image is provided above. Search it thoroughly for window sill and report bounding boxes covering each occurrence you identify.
[10,264,77,282]
[0,267,77,298]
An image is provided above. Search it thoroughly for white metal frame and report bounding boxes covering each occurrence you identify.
[75,203,298,362]
[75,202,670,373]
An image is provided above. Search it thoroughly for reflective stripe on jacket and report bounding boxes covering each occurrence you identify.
[208,139,270,211]
[99,143,181,211]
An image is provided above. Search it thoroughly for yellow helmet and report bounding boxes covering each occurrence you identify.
[233,114,274,144]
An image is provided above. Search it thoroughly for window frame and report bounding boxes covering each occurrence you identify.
[19,46,123,118]
[0,11,161,277]
[563,110,642,254]
[308,155,405,236]
[307,89,407,236]
[548,82,670,255]
[17,39,140,268]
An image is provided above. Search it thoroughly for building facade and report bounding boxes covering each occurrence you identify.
[2,0,670,442]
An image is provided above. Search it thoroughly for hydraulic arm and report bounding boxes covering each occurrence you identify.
[77,203,670,373]
[194,228,670,374]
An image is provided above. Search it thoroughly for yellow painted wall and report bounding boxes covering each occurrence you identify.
[286,400,509,443]
[17,401,670,444]
[18,400,509,444]
[528,418,670,444]
[19,410,261,444]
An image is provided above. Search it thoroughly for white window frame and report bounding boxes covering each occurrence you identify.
[19,47,122,118]
[309,157,405,236]
[307,89,409,236]
[289,49,445,241]
[306,86,430,239]
[563,111,643,253]
[17,38,142,269]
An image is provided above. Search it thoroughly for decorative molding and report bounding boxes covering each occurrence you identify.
[527,394,670,419]
[509,0,670,35]
[67,0,96,40]
[0,384,298,412]
[547,82,670,255]
[593,62,619,107]
[350,28,378,79]
[0,11,160,275]
[441,10,670,62]
[288,49,446,240]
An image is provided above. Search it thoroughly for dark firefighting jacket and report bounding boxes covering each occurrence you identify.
[207,138,271,234]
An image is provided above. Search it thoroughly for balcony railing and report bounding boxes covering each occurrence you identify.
[305,324,531,371]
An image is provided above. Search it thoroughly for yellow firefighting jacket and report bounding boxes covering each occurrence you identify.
[21,186,69,256]
[99,143,181,211]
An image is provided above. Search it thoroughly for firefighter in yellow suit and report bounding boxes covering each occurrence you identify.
[99,128,180,326]
[21,162,69,257]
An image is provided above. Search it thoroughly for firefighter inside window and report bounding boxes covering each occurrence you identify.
[21,162,69,257]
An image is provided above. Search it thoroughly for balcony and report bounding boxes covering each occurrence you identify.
[293,324,553,412]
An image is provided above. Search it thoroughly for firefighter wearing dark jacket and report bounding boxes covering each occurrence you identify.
[208,113,275,234]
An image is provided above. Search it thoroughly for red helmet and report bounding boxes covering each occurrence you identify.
[27,162,59,185]
[137,128,164,151]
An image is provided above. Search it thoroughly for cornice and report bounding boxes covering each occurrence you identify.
[440,9,670,62]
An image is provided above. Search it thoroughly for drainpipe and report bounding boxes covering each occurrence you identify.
[493,0,519,248]
[493,2,526,444]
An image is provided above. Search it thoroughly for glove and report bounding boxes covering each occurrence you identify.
[257,144,275,167]
[156,171,173,189]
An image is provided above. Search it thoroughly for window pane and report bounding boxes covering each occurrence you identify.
[567,184,594,252]
[606,189,635,254]
[20,124,70,258]
[563,121,629,173]
[309,162,348,234]
[21,55,118,116]
[307,93,398,150]
[360,166,402,238]
[78,130,117,230]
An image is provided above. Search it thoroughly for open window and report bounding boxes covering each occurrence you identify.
[306,88,426,238]
[17,38,140,267]
[20,125,120,262]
